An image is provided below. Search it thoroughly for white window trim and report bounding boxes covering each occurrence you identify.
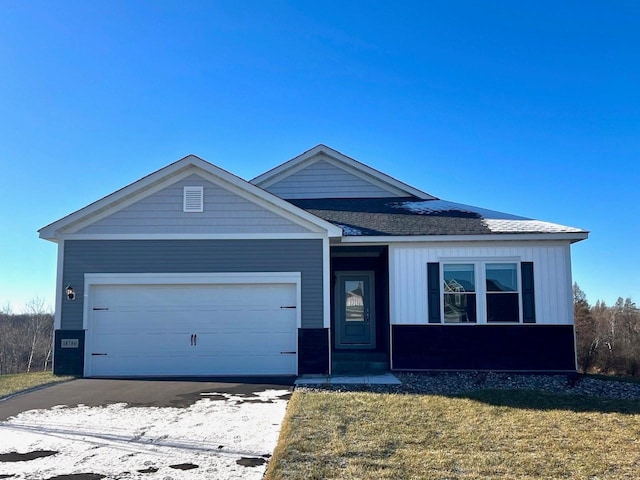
[439,259,523,325]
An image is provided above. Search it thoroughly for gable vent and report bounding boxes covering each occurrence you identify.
[183,186,204,212]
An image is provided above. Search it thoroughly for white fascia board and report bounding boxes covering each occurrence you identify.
[250,144,327,185]
[320,156,410,197]
[339,232,589,244]
[39,156,200,240]
[58,232,331,241]
[46,167,204,237]
[39,154,342,240]
[320,153,435,199]
[251,144,435,200]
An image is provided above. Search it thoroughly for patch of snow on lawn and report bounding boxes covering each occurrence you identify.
[0,389,290,480]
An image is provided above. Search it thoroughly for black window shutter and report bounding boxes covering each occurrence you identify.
[521,262,536,323]
[427,263,441,323]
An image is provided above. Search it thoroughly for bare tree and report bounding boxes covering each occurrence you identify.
[613,298,640,375]
[0,312,23,374]
[592,300,616,372]
[0,302,12,315]
[574,283,598,372]
[22,297,54,373]
[574,286,640,377]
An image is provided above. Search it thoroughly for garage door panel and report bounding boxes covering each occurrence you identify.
[94,284,295,308]
[197,331,296,352]
[94,315,295,336]
[92,355,197,377]
[93,333,194,353]
[93,310,296,331]
[93,308,294,330]
[186,355,296,376]
[197,313,296,332]
[88,280,298,376]
[92,353,296,377]
[93,312,192,333]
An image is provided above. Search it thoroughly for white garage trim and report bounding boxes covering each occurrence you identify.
[83,272,301,376]
[84,271,301,286]
[323,237,331,328]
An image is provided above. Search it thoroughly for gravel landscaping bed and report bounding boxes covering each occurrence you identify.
[297,372,640,400]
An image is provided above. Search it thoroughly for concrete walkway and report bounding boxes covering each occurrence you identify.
[295,372,401,386]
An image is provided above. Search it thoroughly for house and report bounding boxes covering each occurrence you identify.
[39,145,588,377]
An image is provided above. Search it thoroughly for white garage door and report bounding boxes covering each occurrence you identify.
[86,279,298,377]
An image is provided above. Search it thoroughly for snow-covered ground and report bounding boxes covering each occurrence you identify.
[0,389,290,480]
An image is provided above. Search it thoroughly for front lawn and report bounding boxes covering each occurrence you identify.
[0,372,73,398]
[266,389,640,479]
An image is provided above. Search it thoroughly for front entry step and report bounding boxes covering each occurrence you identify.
[332,351,388,374]
[296,372,401,386]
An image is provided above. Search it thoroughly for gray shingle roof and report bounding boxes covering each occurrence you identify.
[288,197,587,236]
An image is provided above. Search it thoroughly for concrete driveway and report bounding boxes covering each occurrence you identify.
[0,378,294,480]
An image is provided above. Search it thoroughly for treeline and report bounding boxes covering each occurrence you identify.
[0,299,53,375]
[574,284,640,377]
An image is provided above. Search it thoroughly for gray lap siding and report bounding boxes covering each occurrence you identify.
[61,239,323,330]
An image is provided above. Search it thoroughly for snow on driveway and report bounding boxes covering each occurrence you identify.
[0,389,290,480]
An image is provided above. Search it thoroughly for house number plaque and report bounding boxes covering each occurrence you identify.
[61,339,79,348]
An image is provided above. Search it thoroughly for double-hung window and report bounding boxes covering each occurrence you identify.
[443,264,477,323]
[440,261,522,324]
[485,263,519,322]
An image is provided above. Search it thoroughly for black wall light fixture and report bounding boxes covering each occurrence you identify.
[65,285,76,301]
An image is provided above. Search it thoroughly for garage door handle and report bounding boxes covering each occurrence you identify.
[91,353,107,356]
[280,305,296,309]
[280,351,296,355]
[194,334,197,346]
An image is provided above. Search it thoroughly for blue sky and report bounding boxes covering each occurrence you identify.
[1,0,638,312]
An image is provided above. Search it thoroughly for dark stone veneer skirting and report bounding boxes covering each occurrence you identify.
[53,330,85,376]
[392,324,576,371]
[298,328,329,374]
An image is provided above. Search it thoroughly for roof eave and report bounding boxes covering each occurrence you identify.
[338,231,589,244]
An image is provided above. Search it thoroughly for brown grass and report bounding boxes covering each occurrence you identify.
[0,371,73,398]
[265,389,640,479]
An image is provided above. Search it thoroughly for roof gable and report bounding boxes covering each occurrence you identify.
[251,144,436,200]
[75,173,313,235]
[39,155,342,241]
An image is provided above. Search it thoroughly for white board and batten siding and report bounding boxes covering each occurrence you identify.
[264,158,404,199]
[77,174,311,235]
[389,243,574,325]
[83,273,301,377]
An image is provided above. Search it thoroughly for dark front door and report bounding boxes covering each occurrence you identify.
[335,271,375,349]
